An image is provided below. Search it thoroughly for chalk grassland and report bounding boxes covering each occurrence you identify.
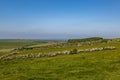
[0,38,120,80]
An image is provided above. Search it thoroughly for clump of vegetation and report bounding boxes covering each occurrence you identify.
[70,49,78,54]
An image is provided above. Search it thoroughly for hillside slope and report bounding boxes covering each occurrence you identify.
[0,38,120,80]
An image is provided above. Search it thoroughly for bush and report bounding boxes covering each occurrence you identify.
[70,49,77,54]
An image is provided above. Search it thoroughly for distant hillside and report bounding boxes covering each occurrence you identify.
[0,37,120,80]
[0,39,56,49]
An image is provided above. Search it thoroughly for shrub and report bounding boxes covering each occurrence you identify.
[70,49,77,54]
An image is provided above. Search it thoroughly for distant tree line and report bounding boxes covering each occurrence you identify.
[68,37,104,43]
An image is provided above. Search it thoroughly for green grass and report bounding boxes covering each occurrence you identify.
[0,39,120,80]
[1,49,120,80]
[0,49,14,56]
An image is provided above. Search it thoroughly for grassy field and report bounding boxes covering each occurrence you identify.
[0,38,120,80]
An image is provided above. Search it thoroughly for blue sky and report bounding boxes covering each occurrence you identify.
[0,0,120,39]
